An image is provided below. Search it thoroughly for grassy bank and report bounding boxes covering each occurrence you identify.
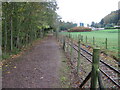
[60,29,119,59]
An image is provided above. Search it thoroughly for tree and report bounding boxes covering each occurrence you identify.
[99,10,119,27]
[59,21,77,31]
[2,1,59,56]
[91,21,95,27]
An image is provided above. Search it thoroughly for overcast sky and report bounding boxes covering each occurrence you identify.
[56,0,120,25]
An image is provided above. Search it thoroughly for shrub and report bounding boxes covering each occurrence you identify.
[68,27,92,32]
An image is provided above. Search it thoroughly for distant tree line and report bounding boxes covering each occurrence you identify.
[59,20,77,31]
[2,2,58,57]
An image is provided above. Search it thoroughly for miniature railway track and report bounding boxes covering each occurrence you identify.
[67,41,120,88]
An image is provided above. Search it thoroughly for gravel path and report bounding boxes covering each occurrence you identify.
[2,35,63,88]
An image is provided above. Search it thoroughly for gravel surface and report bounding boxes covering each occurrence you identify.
[2,35,64,88]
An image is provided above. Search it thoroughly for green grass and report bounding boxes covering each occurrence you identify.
[2,53,11,60]
[59,56,71,88]
[60,29,119,58]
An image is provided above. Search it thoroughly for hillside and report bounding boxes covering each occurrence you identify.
[99,9,120,27]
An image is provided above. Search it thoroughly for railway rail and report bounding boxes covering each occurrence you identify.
[62,36,120,88]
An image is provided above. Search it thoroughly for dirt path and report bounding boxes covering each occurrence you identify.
[2,35,65,88]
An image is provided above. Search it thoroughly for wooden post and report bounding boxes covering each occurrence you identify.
[0,46,2,61]
[79,71,92,88]
[79,34,81,41]
[91,48,100,89]
[81,35,83,42]
[57,34,59,42]
[62,35,64,45]
[63,36,65,51]
[86,36,87,43]
[69,33,70,38]
[105,38,107,49]
[66,36,69,52]
[10,17,13,51]
[64,36,67,52]
[77,37,81,73]
[93,37,95,45]
[56,30,58,40]
[68,34,70,52]
[60,35,62,44]
[61,35,63,44]
[70,36,73,61]
[59,34,60,42]
[60,35,63,44]
[59,33,60,42]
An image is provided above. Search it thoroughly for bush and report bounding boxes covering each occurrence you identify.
[68,27,92,32]
[104,27,120,29]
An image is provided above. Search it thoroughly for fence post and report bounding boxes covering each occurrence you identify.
[58,33,59,42]
[60,35,63,44]
[91,48,100,89]
[65,36,67,52]
[68,33,71,52]
[66,36,69,52]
[77,36,81,73]
[86,36,87,43]
[61,34,62,43]
[55,30,57,39]
[78,34,81,41]
[59,33,61,43]
[76,34,78,41]
[105,38,107,49]
[81,35,83,42]
[93,37,95,45]
[70,36,73,61]
[69,33,70,38]
[63,36,65,51]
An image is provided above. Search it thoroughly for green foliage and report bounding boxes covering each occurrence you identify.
[99,10,119,27]
[2,2,59,59]
[11,47,21,54]
[69,27,92,32]
[105,27,120,29]
[103,10,118,25]
[2,53,10,60]
[91,10,119,28]
[59,21,77,31]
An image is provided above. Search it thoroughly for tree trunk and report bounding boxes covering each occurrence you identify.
[4,15,7,54]
[10,17,13,52]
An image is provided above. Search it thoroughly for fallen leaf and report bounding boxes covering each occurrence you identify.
[13,66,16,69]
[7,71,10,74]
[25,77,28,79]
[79,72,82,75]
[5,65,8,67]
[34,68,37,70]
[40,77,43,79]
[74,81,81,84]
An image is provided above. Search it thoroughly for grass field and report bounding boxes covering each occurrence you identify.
[60,29,119,58]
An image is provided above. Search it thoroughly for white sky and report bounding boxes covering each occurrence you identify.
[56,0,120,25]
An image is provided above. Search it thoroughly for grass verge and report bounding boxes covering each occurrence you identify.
[59,50,71,88]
